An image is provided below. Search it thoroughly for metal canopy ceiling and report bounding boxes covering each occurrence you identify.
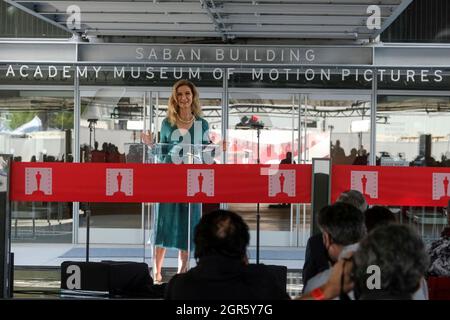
[5,0,413,42]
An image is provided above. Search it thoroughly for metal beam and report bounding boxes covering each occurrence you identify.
[5,0,73,33]
[200,0,228,41]
[223,0,402,4]
[18,1,207,13]
[211,4,396,15]
[224,31,360,39]
[42,12,391,25]
[80,23,367,34]
[226,25,367,33]
[49,13,212,24]
[221,15,386,25]
[84,23,216,32]
[371,0,413,39]
[83,30,222,37]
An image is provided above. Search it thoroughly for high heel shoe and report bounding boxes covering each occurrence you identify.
[153,273,163,284]
[177,266,188,274]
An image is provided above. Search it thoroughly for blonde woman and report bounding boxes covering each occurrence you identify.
[142,80,211,283]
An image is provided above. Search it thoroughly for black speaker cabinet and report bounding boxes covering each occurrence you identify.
[419,134,432,158]
[61,261,156,297]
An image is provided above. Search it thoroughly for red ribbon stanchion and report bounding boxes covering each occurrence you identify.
[14,162,450,207]
[11,162,312,204]
[332,165,450,207]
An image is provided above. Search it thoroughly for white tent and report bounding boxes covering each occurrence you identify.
[11,115,42,135]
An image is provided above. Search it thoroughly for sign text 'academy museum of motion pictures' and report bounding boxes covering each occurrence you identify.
[1,45,445,83]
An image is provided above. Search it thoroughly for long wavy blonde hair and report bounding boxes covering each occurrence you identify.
[167,79,202,126]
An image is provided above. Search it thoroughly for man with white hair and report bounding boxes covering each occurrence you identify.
[302,190,367,290]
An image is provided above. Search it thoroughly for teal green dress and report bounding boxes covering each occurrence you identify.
[153,117,211,251]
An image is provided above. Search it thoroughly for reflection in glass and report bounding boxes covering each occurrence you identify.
[0,91,74,243]
[376,95,450,244]
[79,89,144,239]
[377,96,450,167]
[307,95,371,165]
[227,93,298,246]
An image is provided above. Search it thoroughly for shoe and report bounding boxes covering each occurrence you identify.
[177,267,188,274]
[154,273,163,284]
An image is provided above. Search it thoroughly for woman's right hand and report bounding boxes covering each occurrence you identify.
[141,130,153,145]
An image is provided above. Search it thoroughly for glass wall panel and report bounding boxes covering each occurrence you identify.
[227,91,299,246]
[377,95,450,166]
[376,95,450,244]
[78,88,145,243]
[306,94,371,165]
[0,90,74,242]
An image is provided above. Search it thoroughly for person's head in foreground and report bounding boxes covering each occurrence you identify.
[364,205,396,232]
[336,189,368,213]
[318,202,366,262]
[194,209,250,264]
[353,224,429,299]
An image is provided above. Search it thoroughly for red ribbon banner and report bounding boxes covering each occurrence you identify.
[10,162,312,204]
[332,165,450,207]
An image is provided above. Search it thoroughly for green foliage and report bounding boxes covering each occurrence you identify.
[8,111,74,130]
[48,111,74,130]
[8,112,36,130]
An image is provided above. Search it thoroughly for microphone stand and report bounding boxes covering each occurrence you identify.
[254,124,262,264]
[86,119,97,262]
[236,119,264,265]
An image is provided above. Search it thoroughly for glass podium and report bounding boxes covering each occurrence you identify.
[146,143,219,275]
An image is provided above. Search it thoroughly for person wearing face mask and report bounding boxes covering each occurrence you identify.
[302,190,367,290]
[302,202,367,297]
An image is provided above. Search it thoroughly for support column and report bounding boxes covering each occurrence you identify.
[311,158,331,236]
[0,154,12,298]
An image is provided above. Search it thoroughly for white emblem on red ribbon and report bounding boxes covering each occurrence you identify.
[25,168,52,195]
[187,169,214,197]
[432,173,450,200]
[106,169,133,196]
[268,169,296,197]
[351,171,378,199]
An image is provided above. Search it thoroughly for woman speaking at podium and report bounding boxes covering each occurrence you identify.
[142,79,211,283]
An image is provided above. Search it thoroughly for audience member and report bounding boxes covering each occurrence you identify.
[280,151,296,164]
[91,140,106,162]
[353,224,429,299]
[353,148,368,165]
[364,205,396,232]
[303,202,366,295]
[165,210,290,300]
[346,148,357,165]
[302,190,367,290]
[364,206,428,299]
[427,214,450,277]
[337,189,368,212]
[298,225,428,300]
[331,139,346,164]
